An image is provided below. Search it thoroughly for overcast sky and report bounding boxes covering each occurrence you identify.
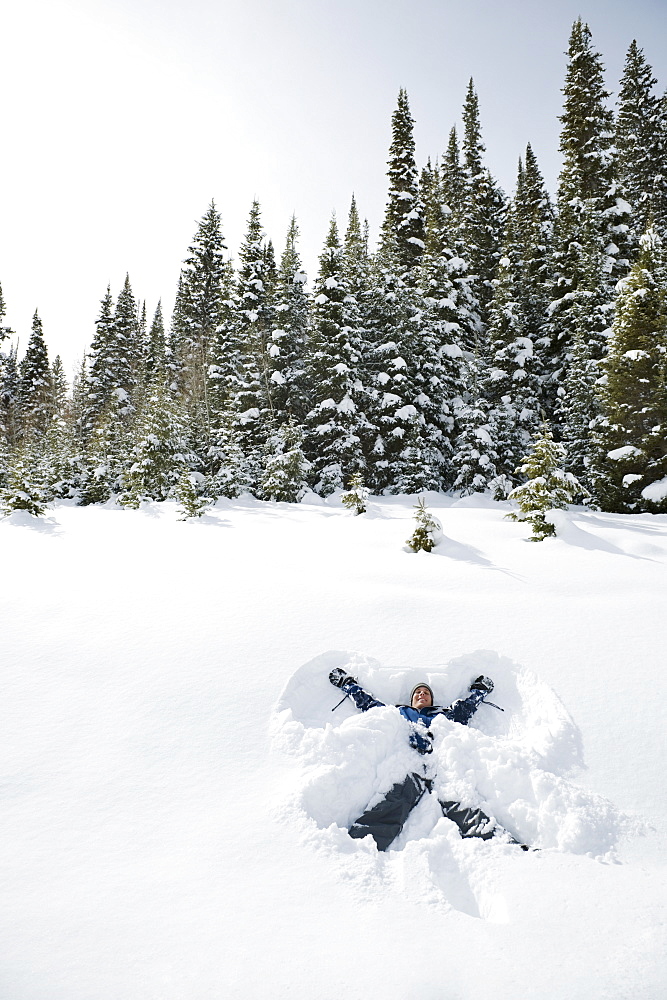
[2,0,665,375]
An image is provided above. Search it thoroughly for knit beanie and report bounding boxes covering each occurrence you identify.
[410,683,434,706]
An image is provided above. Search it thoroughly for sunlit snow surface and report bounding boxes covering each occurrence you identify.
[1,493,665,999]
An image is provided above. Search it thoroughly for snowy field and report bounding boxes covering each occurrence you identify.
[1,492,665,1000]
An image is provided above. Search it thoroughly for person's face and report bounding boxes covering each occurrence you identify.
[412,686,433,709]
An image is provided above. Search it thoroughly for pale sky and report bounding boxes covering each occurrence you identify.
[1,0,665,375]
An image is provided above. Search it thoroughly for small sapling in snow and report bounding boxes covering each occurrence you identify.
[506,423,587,541]
[341,472,369,515]
[406,497,442,552]
[176,472,213,520]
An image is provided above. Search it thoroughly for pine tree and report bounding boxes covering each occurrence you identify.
[231,200,276,488]
[120,381,195,505]
[461,79,507,325]
[341,471,369,515]
[172,202,234,463]
[79,391,133,505]
[0,283,11,343]
[513,145,555,354]
[453,385,499,495]
[0,344,19,449]
[112,274,143,409]
[616,41,667,242]
[592,227,667,512]
[42,416,82,500]
[549,19,630,404]
[85,285,116,427]
[507,423,586,540]
[0,447,47,516]
[18,310,53,441]
[175,471,213,520]
[303,215,370,494]
[261,421,311,503]
[50,356,69,420]
[145,300,167,385]
[406,497,442,552]
[380,89,426,280]
[207,409,247,498]
[268,216,310,424]
[485,247,541,483]
[440,127,467,253]
[557,230,611,486]
[417,191,482,488]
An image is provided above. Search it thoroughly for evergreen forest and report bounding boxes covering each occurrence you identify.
[2,19,666,515]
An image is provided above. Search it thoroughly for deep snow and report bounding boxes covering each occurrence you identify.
[0,492,665,999]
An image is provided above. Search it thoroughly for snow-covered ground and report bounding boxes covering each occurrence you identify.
[1,493,665,1000]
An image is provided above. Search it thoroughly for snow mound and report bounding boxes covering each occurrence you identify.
[273,650,629,856]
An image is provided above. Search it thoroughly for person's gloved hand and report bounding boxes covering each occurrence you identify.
[329,667,357,689]
[470,675,494,694]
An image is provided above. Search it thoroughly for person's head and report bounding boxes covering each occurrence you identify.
[410,683,434,709]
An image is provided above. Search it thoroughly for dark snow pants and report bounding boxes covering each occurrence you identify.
[348,772,498,852]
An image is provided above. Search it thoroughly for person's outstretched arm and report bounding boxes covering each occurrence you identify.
[439,676,494,726]
[329,668,386,712]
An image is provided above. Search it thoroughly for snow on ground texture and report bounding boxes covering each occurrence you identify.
[0,494,665,1000]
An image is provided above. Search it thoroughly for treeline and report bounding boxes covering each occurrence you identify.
[1,19,666,515]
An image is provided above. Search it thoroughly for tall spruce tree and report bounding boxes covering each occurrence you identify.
[172,202,234,460]
[513,145,555,353]
[440,127,467,254]
[303,215,370,494]
[18,310,52,441]
[230,199,276,489]
[418,187,482,488]
[145,300,167,385]
[380,89,426,281]
[0,344,19,450]
[485,246,542,485]
[460,79,507,326]
[120,379,195,506]
[112,274,143,409]
[267,216,310,424]
[591,227,667,512]
[549,19,630,416]
[86,285,116,428]
[616,41,667,243]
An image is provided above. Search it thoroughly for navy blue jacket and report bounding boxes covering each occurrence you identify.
[340,681,485,754]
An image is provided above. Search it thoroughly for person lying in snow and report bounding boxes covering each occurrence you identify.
[329,669,527,852]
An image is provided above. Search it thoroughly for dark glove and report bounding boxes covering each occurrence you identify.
[329,667,357,689]
[470,675,494,695]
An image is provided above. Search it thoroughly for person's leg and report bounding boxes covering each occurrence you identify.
[349,772,427,851]
[438,799,500,841]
